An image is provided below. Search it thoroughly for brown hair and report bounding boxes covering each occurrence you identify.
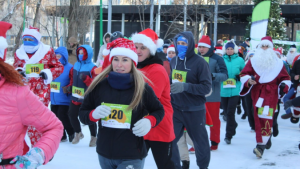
[85,63,151,111]
[0,61,24,86]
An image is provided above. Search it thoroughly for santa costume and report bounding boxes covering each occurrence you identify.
[13,26,63,146]
[240,36,291,158]
[286,44,299,67]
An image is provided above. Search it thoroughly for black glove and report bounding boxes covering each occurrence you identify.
[79,73,88,81]
[63,86,72,94]
[19,71,26,77]
[235,75,240,81]
[279,83,286,96]
[67,49,72,54]
[39,72,48,80]
[211,73,215,81]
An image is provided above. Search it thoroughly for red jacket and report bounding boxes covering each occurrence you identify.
[140,64,175,142]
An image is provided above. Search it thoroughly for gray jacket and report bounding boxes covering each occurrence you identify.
[201,41,228,102]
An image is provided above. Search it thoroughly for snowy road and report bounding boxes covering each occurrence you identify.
[40,105,300,169]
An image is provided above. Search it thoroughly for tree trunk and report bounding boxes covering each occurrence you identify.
[13,22,24,55]
[68,0,80,39]
[33,0,42,27]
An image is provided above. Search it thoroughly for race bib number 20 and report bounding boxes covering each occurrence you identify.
[101,103,132,129]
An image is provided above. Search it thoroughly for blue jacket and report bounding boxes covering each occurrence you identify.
[170,31,212,111]
[71,45,96,103]
[50,47,73,105]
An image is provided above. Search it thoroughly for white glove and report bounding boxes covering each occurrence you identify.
[92,105,111,119]
[132,118,151,137]
[11,147,45,169]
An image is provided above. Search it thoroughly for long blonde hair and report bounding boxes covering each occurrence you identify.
[85,63,149,110]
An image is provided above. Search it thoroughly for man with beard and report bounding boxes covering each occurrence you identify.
[239,36,291,158]
[286,44,298,68]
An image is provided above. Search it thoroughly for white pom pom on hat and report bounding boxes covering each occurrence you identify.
[131,28,163,55]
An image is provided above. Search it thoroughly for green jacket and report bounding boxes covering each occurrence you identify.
[221,54,245,97]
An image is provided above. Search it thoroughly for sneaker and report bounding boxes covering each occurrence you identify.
[281,113,293,119]
[250,129,255,133]
[253,145,265,158]
[89,136,97,147]
[188,147,195,154]
[290,117,300,124]
[220,112,224,115]
[224,138,231,144]
[69,134,75,143]
[210,145,218,151]
[241,113,247,120]
[237,105,242,115]
[61,138,68,142]
[72,132,84,144]
[181,160,190,169]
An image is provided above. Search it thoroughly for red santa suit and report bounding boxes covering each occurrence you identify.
[240,37,291,146]
[13,26,63,147]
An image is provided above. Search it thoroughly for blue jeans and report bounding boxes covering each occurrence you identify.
[283,87,295,114]
[98,154,145,169]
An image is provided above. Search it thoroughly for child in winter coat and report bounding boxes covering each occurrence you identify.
[65,45,97,147]
[50,47,75,142]
[79,38,164,169]
[0,21,63,169]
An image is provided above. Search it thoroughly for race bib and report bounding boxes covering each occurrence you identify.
[204,57,209,63]
[258,107,273,119]
[172,69,187,83]
[25,64,44,77]
[223,78,236,88]
[50,82,60,93]
[72,86,84,99]
[101,103,132,129]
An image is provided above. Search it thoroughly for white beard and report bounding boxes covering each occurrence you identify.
[251,47,279,71]
[286,52,298,65]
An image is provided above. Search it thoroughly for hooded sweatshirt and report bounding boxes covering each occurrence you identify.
[68,45,97,103]
[50,47,73,105]
[201,39,228,102]
[96,32,111,66]
[170,31,212,111]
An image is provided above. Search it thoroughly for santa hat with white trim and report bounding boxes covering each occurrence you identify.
[131,28,164,55]
[167,44,175,54]
[258,36,273,49]
[0,21,12,61]
[22,26,41,42]
[198,35,212,48]
[108,38,138,66]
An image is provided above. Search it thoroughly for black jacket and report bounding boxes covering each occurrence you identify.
[291,59,300,88]
[79,78,164,159]
[170,31,212,111]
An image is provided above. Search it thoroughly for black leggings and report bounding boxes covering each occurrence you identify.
[68,102,97,137]
[51,104,74,138]
[222,96,240,139]
[244,93,255,130]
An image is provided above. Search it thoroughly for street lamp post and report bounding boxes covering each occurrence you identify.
[100,0,103,46]
[23,0,26,30]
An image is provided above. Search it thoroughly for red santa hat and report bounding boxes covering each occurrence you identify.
[167,44,175,54]
[274,47,283,56]
[198,35,211,48]
[0,21,12,61]
[131,28,164,55]
[22,26,41,41]
[258,36,273,49]
[108,38,138,66]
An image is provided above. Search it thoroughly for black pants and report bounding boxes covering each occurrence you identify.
[222,96,240,139]
[51,104,74,138]
[244,93,255,130]
[145,140,175,169]
[68,102,97,137]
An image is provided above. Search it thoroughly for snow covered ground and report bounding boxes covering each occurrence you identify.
[39,104,300,169]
